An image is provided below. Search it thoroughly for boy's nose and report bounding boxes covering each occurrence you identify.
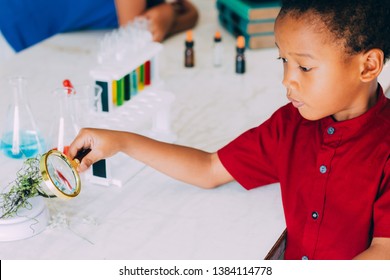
[282,68,298,90]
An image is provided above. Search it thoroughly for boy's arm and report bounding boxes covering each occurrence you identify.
[353,237,390,260]
[68,128,234,189]
[165,0,199,38]
[114,0,147,26]
[114,0,198,42]
[142,0,199,42]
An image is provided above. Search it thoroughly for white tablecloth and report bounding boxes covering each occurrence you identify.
[0,0,389,260]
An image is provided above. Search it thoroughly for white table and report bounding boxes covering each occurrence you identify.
[0,0,388,260]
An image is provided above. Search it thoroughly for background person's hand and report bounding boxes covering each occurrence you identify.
[142,3,176,42]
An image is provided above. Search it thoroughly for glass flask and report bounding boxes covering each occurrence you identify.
[48,87,78,155]
[0,77,45,159]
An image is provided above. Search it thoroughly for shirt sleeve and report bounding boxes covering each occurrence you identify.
[217,110,282,190]
[373,157,390,237]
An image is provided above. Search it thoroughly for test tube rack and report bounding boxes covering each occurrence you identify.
[87,20,176,187]
[90,20,162,113]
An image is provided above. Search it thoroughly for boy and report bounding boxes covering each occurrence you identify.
[69,0,390,259]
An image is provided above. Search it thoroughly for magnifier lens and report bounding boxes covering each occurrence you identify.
[47,154,77,195]
[40,149,81,199]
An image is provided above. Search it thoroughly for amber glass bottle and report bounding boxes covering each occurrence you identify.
[184,30,194,67]
[235,36,246,74]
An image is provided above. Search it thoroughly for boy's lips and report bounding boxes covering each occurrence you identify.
[288,97,305,108]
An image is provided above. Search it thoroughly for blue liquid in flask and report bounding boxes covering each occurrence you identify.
[1,131,45,159]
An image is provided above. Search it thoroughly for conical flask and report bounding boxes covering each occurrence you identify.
[0,77,45,159]
[49,87,79,155]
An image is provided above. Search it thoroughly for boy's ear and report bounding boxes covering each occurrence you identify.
[360,48,384,82]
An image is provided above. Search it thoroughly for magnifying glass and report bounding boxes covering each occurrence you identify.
[38,149,90,199]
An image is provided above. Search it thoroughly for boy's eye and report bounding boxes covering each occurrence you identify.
[277,56,287,63]
[277,57,312,72]
[299,66,312,72]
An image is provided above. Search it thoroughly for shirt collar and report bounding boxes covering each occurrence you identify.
[320,84,388,139]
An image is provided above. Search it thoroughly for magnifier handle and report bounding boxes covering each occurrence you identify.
[69,148,91,169]
[74,148,91,164]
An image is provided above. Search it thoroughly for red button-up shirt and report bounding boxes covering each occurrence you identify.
[218,85,390,259]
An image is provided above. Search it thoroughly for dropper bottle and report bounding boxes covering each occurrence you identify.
[235,36,246,74]
[184,30,194,67]
[213,31,223,67]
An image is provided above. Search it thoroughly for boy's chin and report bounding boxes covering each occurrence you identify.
[297,108,324,121]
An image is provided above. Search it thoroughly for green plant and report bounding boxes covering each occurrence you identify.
[0,156,49,219]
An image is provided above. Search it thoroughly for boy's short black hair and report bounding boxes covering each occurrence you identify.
[278,0,390,61]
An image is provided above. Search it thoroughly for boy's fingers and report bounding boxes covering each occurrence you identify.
[68,138,86,159]
[68,129,93,159]
[78,156,94,172]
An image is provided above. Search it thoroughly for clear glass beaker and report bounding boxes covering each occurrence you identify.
[48,87,79,155]
[0,77,45,159]
[72,84,103,131]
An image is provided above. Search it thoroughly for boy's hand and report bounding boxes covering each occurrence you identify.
[68,128,123,172]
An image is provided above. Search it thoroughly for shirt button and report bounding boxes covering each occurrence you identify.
[312,211,319,219]
[319,165,327,174]
[302,256,309,260]
[327,127,335,135]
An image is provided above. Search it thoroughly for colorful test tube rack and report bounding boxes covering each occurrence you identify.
[90,41,162,112]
